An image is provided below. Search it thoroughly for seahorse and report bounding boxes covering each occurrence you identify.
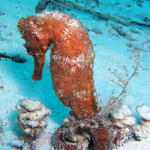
[18,11,98,120]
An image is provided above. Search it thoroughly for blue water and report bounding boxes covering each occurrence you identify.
[0,0,150,149]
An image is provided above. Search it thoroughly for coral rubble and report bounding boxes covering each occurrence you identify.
[54,112,111,150]
[133,105,150,140]
[16,99,51,137]
[111,104,136,128]
[31,131,51,150]
[136,105,150,121]
[110,104,136,146]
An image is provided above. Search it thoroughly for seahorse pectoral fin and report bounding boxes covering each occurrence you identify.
[32,52,45,80]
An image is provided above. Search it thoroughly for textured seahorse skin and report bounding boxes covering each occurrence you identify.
[18,11,98,120]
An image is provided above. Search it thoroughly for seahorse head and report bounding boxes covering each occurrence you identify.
[18,16,50,56]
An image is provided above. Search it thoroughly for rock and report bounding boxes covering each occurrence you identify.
[111,104,136,146]
[31,131,51,150]
[111,104,132,120]
[114,127,133,146]
[133,124,150,141]
[136,105,150,121]
[140,120,150,127]
[113,116,136,128]
[133,105,150,141]
[16,99,51,137]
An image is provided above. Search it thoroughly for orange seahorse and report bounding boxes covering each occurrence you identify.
[18,11,98,120]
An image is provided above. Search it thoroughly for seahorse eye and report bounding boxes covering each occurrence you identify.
[23,43,33,55]
[24,42,30,48]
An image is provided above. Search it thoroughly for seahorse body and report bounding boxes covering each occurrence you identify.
[18,11,98,120]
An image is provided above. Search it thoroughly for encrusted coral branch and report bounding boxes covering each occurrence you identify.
[16,99,51,137]
[18,11,98,120]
